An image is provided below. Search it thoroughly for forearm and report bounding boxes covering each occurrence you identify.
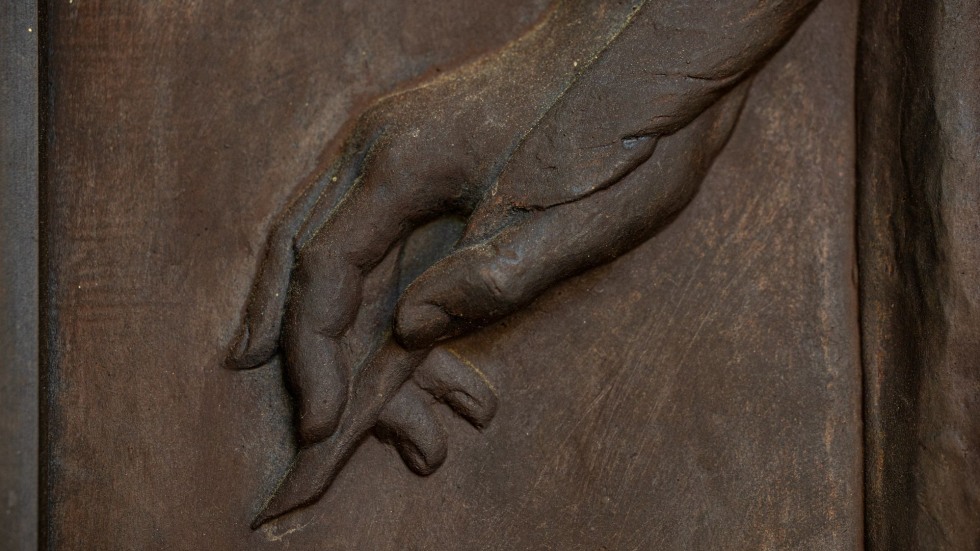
[492,0,821,133]
[489,0,821,210]
[566,0,824,138]
[424,1,646,137]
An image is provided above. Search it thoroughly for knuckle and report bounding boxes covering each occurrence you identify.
[477,264,521,308]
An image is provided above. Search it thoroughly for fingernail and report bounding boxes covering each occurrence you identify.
[396,302,452,349]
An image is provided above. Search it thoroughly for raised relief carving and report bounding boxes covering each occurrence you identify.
[226,0,822,528]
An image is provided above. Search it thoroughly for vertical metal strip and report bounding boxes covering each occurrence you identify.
[0,1,40,549]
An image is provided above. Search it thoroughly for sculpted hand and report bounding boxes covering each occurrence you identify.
[227,2,644,441]
[235,82,748,528]
[227,0,819,528]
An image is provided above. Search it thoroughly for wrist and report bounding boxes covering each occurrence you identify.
[456,1,646,133]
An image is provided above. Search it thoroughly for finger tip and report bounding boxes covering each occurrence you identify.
[400,438,447,476]
[224,350,265,371]
[395,302,451,349]
[250,500,293,530]
[297,403,344,446]
[298,420,338,447]
[224,356,255,371]
[250,497,288,530]
[224,326,251,369]
[470,404,499,431]
[447,390,498,430]
[250,512,272,531]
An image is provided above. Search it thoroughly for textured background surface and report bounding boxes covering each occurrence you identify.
[43,0,861,548]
